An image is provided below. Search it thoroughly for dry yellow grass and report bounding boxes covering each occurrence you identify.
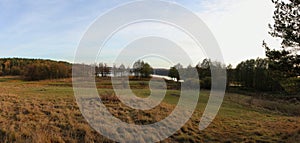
[0,76,299,142]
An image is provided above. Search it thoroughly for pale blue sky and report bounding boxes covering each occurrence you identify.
[0,0,280,67]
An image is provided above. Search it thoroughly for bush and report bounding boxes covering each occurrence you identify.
[281,78,300,95]
[200,77,211,89]
[183,78,200,89]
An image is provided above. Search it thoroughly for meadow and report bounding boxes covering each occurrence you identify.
[0,76,299,142]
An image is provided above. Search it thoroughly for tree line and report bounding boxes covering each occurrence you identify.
[0,58,155,81]
[166,45,299,94]
[93,60,154,78]
[0,58,71,81]
[1,54,298,94]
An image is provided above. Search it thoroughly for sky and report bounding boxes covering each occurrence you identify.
[0,0,281,67]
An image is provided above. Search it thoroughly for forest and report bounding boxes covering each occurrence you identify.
[0,58,71,81]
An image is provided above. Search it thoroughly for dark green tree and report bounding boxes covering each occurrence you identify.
[140,63,153,78]
[133,60,153,78]
[133,60,143,77]
[168,66,180,82]
[269,0,300,48]
[234,58,284,92]
[196,59,211,79]
[268,0,300,75]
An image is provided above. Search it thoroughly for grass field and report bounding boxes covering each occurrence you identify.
[0,76,299,142]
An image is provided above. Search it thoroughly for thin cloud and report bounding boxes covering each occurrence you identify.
[0,0,281,67]
[195,0,281,66]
